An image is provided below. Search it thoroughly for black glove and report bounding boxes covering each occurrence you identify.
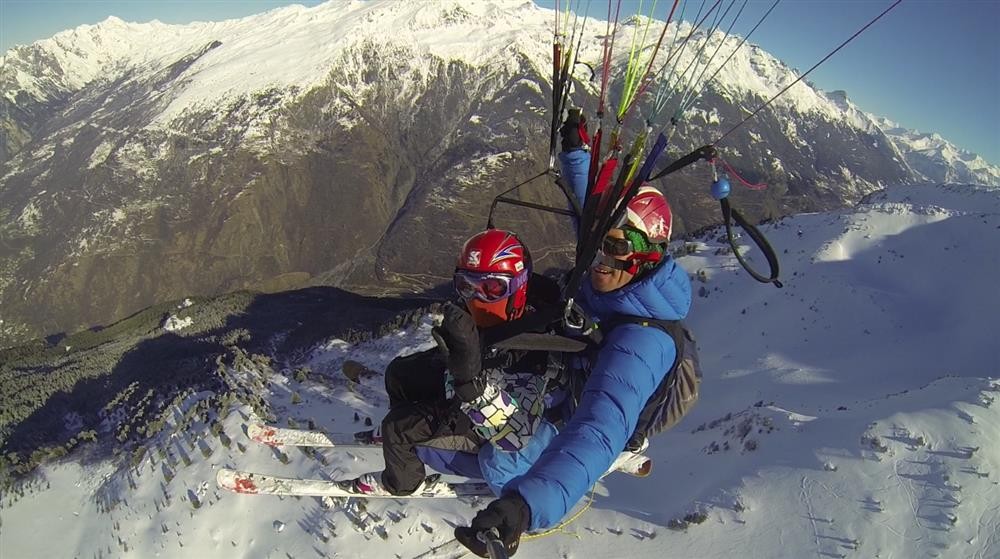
[455,493,531,558]
[431,302,482,402]
[559,107,587,152]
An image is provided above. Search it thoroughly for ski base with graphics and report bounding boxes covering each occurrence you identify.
[246,422,653,477]
[219,450,652,500]
[217,469,493,498]
[247,422,377,449]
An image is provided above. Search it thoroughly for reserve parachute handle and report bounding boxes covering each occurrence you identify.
[719,197,782,288]
[707,159,782,288]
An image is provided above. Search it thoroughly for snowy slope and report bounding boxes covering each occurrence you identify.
[3,181,999,559]
[1,0,553,125]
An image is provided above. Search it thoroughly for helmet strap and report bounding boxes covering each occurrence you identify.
[597,252,631,270]
[627,251,662,275]
[505,275,529,321]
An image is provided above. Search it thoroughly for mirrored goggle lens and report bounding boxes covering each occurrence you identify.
[454,275,480,299]
[601,237,632,257]
[453,273,513,303]
[478,277,509,300]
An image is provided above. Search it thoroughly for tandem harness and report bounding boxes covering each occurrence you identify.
[589,316,702,450]
[483,301,702,452]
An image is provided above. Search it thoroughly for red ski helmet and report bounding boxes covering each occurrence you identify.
[454,229,532,327]
[623,185,673,244]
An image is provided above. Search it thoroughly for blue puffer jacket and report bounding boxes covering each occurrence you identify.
[504,148,692,530]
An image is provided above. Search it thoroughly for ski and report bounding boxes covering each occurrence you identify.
[247,422,377,449]
[217,469,493,499]
[219,451,651,501]
[411,537,470,559]
[611,450,653,478]
[248,422,652,477]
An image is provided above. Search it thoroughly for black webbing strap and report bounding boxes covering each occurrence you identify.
[649,145,717,181]
[488,332,589,353]
[721,198,782,287]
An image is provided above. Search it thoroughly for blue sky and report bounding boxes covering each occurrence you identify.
[537,0,1000,166]
[1,0,997,164]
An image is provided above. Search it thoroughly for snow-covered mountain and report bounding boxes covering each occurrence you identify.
[1,0,997,348]
[2,182,998,558]
[871,115,1000,185]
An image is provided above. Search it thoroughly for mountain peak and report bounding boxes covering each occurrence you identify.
[2,0,998,349]
[2,0,554,121]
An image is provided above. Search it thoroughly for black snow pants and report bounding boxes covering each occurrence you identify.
[379,348,480,494]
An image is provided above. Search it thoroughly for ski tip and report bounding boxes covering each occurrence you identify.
[613,454,653,478]
[246,423,280,446]
[215,468,231,488]
[217,468,260,494]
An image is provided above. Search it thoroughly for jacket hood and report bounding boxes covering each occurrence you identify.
[581,256,692,321]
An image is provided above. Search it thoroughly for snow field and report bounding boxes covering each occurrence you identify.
[2,183,999,559]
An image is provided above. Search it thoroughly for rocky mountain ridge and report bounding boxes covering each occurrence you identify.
[1,0,996,346]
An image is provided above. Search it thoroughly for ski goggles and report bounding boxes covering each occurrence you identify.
[453,270,529,303]
[596,235,663,274]
[601,236,634,257]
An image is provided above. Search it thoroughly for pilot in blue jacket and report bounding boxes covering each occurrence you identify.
[456,114,692,556]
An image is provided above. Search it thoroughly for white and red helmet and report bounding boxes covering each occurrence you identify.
[623,185,673,244]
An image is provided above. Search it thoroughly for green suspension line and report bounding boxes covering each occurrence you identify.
[665,0,728,121]
[651,0,710,119]
[675,0,747,118]
[617,0,660,122]
[678,0,781,118]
